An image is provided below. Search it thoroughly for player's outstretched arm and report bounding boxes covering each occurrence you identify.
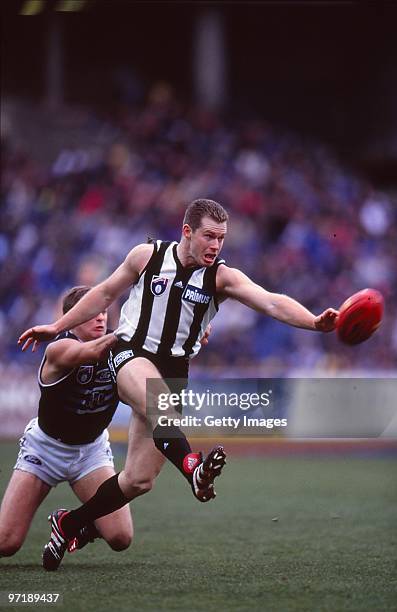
[217,266,338,332]
[18,243,154,351]
[45,333,118,371]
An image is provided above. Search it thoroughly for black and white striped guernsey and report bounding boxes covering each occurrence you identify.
[116,240,225,358]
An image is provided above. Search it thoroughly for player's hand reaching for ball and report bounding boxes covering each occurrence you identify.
[18,323,59,352]
[314,308,339,332]
[200,323,212,346]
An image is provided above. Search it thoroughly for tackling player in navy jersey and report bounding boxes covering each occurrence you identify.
[19,199,338,558]
[1,287,132,570]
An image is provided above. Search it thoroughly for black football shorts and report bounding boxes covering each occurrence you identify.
[108,339,189,413]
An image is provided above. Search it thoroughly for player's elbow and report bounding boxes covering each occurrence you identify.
[97,281,119,307]
[95,346,112,362]
[86,345,112,365]
[91,335,117,363]
[262,292,285,317]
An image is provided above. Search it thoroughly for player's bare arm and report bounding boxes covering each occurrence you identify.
[200,323,212,346]
[41,334,118,384]
[217,265,338,332]
[18,243,154,351]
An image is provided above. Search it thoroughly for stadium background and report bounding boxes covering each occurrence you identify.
[1,2,396,611]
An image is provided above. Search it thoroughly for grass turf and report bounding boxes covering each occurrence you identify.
[0,441,396,611]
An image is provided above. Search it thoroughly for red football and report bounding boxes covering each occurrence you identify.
[336,288,384,345]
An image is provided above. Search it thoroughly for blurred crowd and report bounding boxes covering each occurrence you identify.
[1,86,397,373]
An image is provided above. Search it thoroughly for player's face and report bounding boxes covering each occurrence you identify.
[188,216,227,267]
[73,311,108,342]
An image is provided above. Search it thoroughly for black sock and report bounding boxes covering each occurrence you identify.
[153,423,200,484]
[84,523,101,541]
[60,474,130,539]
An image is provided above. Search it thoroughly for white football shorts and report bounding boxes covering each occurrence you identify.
[14,418,115,487]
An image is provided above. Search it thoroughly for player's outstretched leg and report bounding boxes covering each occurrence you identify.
[191,445,226,502]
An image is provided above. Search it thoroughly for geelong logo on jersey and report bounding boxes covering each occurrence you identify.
[151,275,169,296]
[182,284,211,305]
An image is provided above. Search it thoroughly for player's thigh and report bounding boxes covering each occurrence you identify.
[0,470,50,547]
[121,412,166,489]
[71,466,133,542]
[116,357,169,419]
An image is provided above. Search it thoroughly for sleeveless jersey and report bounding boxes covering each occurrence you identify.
[116,240,225,358]
[38,331,119,444]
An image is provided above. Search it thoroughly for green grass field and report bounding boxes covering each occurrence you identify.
[0,441,396,612]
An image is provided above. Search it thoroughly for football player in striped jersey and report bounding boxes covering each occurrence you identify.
[18,198,337,555]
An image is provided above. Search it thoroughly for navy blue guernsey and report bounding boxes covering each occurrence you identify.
[38,331,119,445]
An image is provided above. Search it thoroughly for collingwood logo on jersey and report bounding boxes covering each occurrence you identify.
[116,241,225,357]
[151,275,169,296]
[182,284,211,305]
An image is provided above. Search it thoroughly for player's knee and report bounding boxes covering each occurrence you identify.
[132,477,153,498]
[0,533,22,557]
[123,475,154,499]
[107,531,133,552]
[137,477,153,496]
